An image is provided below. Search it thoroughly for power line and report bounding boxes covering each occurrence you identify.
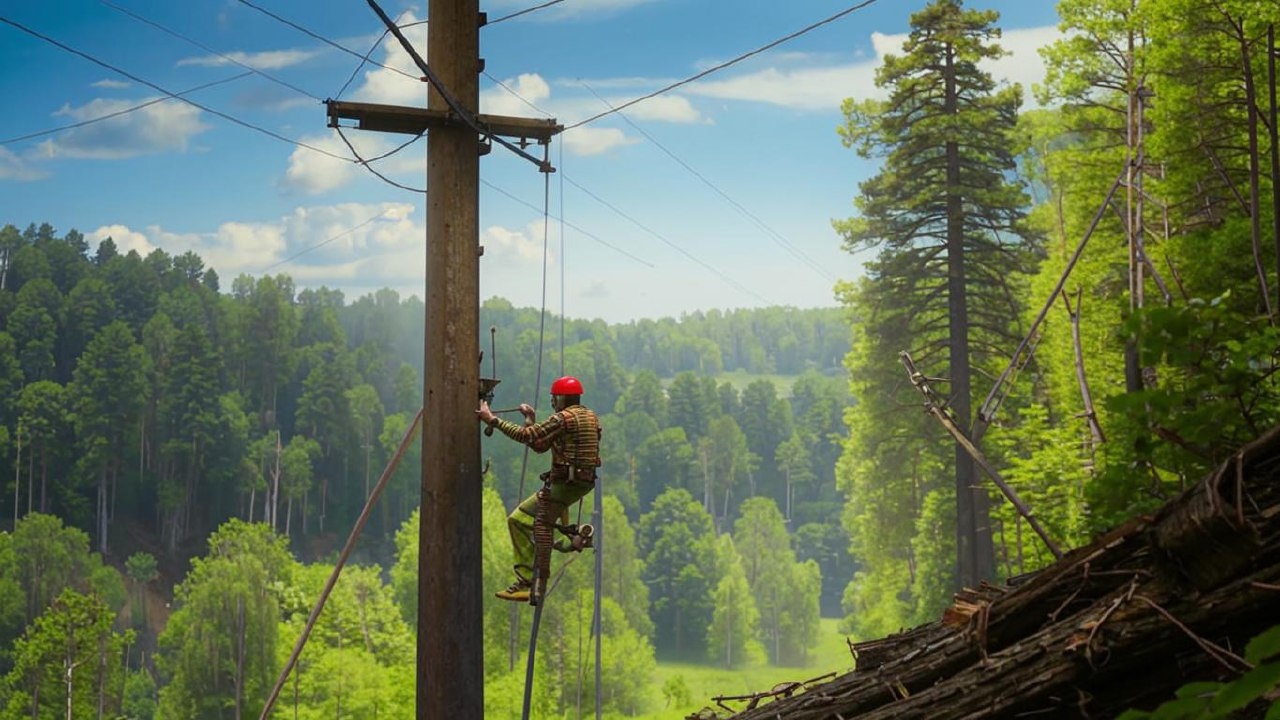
[260,206,398,272]
[233,0,421,83]
[565,0,881,129]
[0,15,351,161]
[482,75,776,302]
[560,173,773,304]
[578,80,836,284]
[480,179,653,267]
[335,126,426,194]
[336,10,417,100]
[488,0,566,26]
[0,71,252,146]
[483,71,553,117]
[100,0,322,101]
[364,0,553,173]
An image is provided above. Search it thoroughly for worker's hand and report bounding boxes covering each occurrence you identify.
[518,403,536,421]
[476,400,495,424]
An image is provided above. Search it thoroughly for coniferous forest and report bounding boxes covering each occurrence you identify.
[3,0,1280,717]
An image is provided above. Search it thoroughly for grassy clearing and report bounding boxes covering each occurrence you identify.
[638,618,854,719]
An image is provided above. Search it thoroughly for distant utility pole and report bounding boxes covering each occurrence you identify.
[325,1,559,717]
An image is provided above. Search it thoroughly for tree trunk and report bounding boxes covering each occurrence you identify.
[943,40,994,589]
[1239,20,1273,318]
[1269,24,1279,306]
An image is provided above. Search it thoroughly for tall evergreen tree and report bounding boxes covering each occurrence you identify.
[835,0,1033,594]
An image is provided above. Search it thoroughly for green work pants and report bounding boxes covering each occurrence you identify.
[508,478,593,583]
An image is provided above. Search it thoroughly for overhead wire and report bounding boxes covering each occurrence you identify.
[233,0,420,83]
[0,15,350,161]
[364,0,553,172]
[482,76,773,304]
[561,173,773,304]
[0,71,252,146]
[334,126,427,193]
[259,206,399,273]
[95,0,425,191]
[487,0,567,26]
[99,0,322,102]
[481,179,653,267]
[578,80,837,285]
[565,0,881,129]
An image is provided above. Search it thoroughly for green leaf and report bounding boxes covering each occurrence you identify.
[1115,710,1152,720]
[1149,696,1211,719]
[1173,681,1222,700]
[1209,662,1280,715]
[1246,627,1280,665]
[1265,699,1280,720]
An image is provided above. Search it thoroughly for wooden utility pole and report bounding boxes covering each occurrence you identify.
[325,2,559,717]
[421,0,482,715]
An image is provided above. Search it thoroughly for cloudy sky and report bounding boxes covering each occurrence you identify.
[1,0,1060,323]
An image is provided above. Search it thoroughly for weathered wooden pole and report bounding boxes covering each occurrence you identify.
[419,0,482,716]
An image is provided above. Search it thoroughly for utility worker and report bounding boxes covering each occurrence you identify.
[477,375,601,604]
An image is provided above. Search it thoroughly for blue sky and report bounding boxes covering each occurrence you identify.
[1,0,1061,323]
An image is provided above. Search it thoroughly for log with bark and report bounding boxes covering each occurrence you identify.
[714,425,1280,720]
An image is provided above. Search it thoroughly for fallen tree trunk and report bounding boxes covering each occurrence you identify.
[724,425,1280,720]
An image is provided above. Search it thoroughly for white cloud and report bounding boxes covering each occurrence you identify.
[37,97,209,159]
[87,224,156,255]
[281,129,425,195]
[0,147,49,181]
[611,24,1060,113]
[481,73,552,116]
[91,79,130,89]
[86,202,422,285]
[687,64,879,111]
[984,25,1060,106]
[177,49,320,70]
[561,126,638,155]
[352,13,433,106]
[482,220,555,266]
[606,94,703,123]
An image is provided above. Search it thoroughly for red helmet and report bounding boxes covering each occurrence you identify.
[551,376,584,395]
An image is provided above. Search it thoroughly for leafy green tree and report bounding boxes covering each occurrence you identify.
[155,519,294,720]
[8,513,123,625]
[733,497,816,665]
[707,415,756,524]
[639,488,719,659]
[775,433,816,522]
[633,426,695,511]
[600,495,654,640]
[615,369,666,423]
[0,534,26,672]
[346,383,384,504]
[71,320,147,554]
[0,333,19,428]
[0,589,132,720]
[16,383,69,515]
[836,0,1031,596]
[794,521,854,618]
[707,534,764,669]
[738,379,792,493]
[666,371,709,442]
[294,342,355,534]
[279,436,319,537]
[9,279,60,383]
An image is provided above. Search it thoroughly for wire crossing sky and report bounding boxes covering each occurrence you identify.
[0,0,1060,322]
